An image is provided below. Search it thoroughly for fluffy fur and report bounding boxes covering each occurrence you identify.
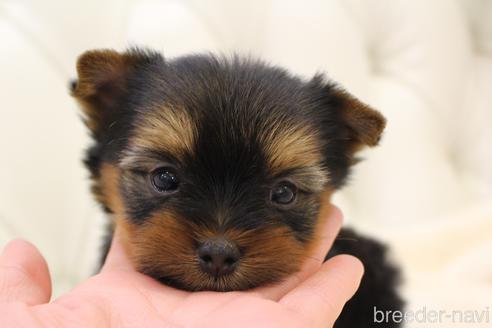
[72,48,403,327]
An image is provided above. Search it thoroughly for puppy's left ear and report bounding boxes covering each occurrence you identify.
[71,48,163,140]
[333,89,386,147]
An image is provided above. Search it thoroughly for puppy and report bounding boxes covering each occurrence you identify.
[71,48,403,327]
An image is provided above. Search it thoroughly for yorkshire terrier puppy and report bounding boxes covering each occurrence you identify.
[71,48,403,327]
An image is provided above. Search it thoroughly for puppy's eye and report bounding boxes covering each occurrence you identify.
[270,182,297,205]
[151,168,179,193]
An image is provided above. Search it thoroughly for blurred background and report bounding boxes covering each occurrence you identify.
[0,0,491,326]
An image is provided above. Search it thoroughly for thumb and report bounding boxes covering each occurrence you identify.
[280,255,364,327]
[0,239,52,305]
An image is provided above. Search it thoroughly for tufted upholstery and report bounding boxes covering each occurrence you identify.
[1,1,491,326]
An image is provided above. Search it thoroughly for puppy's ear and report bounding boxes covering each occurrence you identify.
[309,76,386,149]
[71,48,163,139]
[308,76,386,188]
[333,89,386,147]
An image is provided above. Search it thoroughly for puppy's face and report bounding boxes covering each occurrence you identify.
[72,49,385,291]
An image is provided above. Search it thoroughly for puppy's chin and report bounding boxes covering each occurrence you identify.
[138,263,297,292]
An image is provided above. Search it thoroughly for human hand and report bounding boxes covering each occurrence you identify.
[0,205,363,328]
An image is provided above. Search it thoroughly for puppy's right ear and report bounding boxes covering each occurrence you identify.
[71,48,163,139]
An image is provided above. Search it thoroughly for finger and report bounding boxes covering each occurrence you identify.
[280,255,364,327]
[254,205,343,300]
[0,239,52,305]
[101,227,135,272]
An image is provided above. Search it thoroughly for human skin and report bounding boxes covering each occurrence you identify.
[0,205,363,328]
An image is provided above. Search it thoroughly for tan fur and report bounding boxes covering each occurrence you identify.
[97,163,138,258]
[297,189,334,264]
[72,50,144,133]
[261,123,323,174]
[334,89,386,147]
[73,50,130,97]
[128,105,196,161]
[289,166,329,193]
[98,164,124,216]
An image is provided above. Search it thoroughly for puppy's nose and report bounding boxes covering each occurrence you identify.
[197,238,240,277]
